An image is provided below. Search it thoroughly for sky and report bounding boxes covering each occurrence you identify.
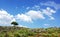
[0,0,60,28]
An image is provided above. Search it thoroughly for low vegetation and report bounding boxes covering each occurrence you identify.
[0,26,60,37]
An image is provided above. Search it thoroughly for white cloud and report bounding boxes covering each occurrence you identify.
[44,24,50,27]
[16,14,32,22]
[42,7,56,20]
[43,7,56,15]
[0,9,27,27]
[0,9,15,26]
[26,10,45,19]
[15,10,45,23]
[41,1,60,10]
[49,16,55,20]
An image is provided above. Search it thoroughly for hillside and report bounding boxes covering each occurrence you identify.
[0,26,60,37]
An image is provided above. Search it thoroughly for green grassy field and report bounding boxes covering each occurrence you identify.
[0,26,60,37]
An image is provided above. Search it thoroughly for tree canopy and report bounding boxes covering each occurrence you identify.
[11,21,18,26]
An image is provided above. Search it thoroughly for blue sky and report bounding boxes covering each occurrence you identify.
[0,0,60,28]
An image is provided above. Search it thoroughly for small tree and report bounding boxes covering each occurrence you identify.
[11,21,18,30]
[11,21,18,26]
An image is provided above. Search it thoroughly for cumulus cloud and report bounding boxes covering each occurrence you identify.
[15,10,45,23]
[0,9,15,26]
[41,1,60,10]
[26,10,45,19]
[42,7,56,20]
[16,14,32,22]
[0,9,28,28]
